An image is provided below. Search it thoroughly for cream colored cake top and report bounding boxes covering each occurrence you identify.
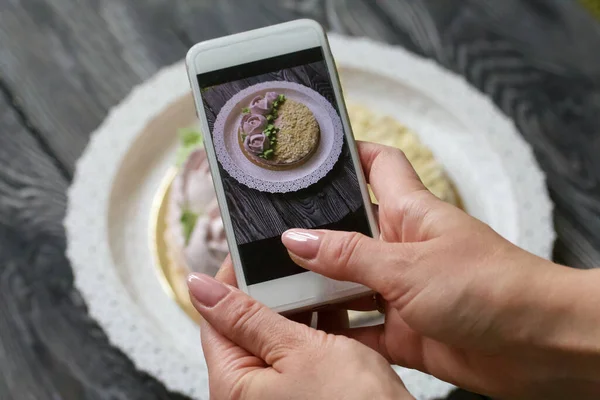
[273,99,320,165]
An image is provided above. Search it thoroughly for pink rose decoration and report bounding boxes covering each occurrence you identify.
[265,91,278,103]
[241,113,267,135]
[249,92,278,115]
[244,133,269,154]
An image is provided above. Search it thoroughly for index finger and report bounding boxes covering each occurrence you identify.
[357,141,426,205]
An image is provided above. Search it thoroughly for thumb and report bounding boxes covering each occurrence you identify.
[282,229,419,298]
[187,273,310,365]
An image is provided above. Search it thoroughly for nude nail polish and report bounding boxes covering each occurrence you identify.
[187,273,230,307]
[281,229,323,260]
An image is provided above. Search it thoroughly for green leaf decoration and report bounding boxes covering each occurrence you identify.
[175,127,204,167]
[263,149,274,159]
[180,209,199,245]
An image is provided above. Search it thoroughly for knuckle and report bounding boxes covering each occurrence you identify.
[325,231,365,271]
[383,190,435,237]
[386,198,409,222]
[388,189,428,217]
[385,146,407,161]
[222,292,304,359]
[267,324,305,359]
[228,296,264,338]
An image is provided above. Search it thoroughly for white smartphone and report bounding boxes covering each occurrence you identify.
[186,19,378,314]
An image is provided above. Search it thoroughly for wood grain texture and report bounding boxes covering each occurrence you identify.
[1,0,598,399]
[0,90,187,400]
[201,61,363,244]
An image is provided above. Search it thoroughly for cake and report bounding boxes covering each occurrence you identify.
[164,129,228,302]
[238,92,320,170]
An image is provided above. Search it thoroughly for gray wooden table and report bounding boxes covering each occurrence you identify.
[1,1,599,399]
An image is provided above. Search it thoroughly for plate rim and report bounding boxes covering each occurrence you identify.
[64,33,554,399]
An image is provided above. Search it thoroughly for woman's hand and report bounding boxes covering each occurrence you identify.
[281,142,600,400]
[187,261,413,400]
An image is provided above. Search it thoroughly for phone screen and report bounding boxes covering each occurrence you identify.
[197,47,372,285]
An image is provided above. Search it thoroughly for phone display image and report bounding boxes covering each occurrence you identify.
[209,78,344,193]
[197,47,372,285]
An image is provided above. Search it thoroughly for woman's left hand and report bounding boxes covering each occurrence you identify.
[187,259,412,400]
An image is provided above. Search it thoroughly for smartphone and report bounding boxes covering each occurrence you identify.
[186,19,378,313]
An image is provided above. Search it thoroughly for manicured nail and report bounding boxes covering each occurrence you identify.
[187,273,230,308]
[281,229,323,260]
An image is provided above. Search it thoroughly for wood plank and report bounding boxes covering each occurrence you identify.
[0,51,186,400]
[0,0,323,173]
[0,0,189,170]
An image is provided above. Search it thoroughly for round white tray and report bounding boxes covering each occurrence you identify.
[65,34,554,400]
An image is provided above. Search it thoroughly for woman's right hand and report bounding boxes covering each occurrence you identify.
[282,142,600,400]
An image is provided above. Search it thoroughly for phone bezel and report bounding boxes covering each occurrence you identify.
[186,19,379,313]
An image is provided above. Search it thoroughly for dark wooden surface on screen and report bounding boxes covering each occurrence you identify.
[201,62,362,244]
[1,0,599,399]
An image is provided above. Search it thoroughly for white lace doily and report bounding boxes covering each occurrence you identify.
[212,81,344,193]
[64,34,554,400]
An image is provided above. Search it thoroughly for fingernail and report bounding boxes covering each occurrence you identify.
[187,273,230,308]
[281,229,323,260]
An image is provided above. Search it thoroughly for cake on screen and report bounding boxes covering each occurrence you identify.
[239,92,320,170]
